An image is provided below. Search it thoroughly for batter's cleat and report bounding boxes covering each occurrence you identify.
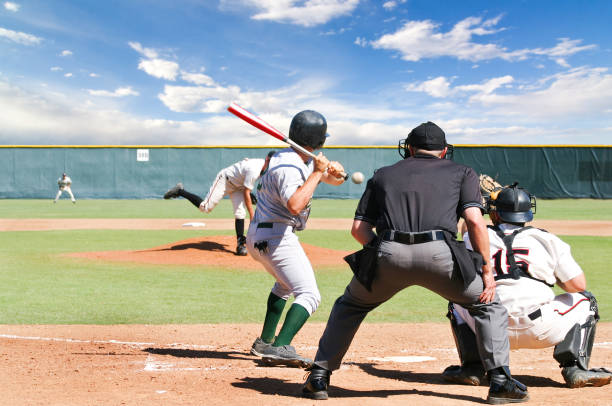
[442,364,486,386]
[236,235,248,256]
[486,374,529,404]
[250,337,273,357]
[163,182,183,199]
[562,366,612,388]
[261,345,313,368]
[302,367,331,400]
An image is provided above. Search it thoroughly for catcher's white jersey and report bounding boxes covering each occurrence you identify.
[464,224,583,317]
[457,224,592,349]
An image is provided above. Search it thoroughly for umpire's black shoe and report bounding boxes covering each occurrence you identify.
[486,374,529,404]
[302,366,331,400]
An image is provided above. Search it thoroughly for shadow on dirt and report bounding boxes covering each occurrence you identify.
[148,240,233,254]
[144,347,250,361]
[232,376,484,402]
[357,363,564,388]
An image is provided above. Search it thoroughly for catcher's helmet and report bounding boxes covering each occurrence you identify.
[289,110,328,149]
[488,183,536,224]
[398,121,454,159]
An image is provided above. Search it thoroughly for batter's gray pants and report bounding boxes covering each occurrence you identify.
[313,239,510,372]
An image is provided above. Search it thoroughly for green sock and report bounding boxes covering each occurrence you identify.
[273,303,310,347]
[260,292,286,343]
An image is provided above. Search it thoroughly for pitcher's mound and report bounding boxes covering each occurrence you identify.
[69,235,352,269]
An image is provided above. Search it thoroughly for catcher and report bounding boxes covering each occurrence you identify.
[54,172,76,204]
[444,183,612,388]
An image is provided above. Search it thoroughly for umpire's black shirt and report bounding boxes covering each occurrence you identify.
[354,154,483,235]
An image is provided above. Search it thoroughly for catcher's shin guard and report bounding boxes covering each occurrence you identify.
[447,303,482,366]
[553,316,597,370]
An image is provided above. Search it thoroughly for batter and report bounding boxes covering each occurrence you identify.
[247,110,345,368]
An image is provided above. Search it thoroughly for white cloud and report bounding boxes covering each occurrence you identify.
[471,67,612,119]
[383,0,405,11]
[4,2,19,12]
[405,76,453,98]
[228,0,360,27]
[138,58,179,80]
[0,26,42,45]
[60,49,73,57]
[87,86,139,97]
[354,36,367,47]
[370,16,594,66]
[64,73,72,78]
[128,41,159,59]
[89,72,99,77]
[50,66,63,71]
[129,41,179,81]
[181,71,215,86]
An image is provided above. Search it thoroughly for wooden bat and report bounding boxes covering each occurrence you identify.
[227,102,348,180]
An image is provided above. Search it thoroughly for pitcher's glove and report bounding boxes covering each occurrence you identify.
[479,174,503,206]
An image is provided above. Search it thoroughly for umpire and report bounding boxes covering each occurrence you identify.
[302,122,529,404]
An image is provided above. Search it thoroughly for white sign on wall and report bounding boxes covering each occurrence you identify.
[137,149,149,162]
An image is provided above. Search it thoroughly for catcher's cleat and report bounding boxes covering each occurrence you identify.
[163,182,183,199]
[562,366,612,388]
[261,345,313,369]
[486,374,529,404]
[250,337,273,357]
[442,364,486,386]
[302,367,331,400]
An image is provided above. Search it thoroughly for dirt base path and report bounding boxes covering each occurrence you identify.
[1,218,612,236]
[1,323,611,406]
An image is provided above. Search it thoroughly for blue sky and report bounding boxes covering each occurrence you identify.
[1,0,611,146]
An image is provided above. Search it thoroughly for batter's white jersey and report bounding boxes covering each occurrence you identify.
[455,224,593,349]
[252,148,314,231]
[199,157,265,219]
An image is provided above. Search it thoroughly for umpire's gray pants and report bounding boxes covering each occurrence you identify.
[314,239,510,372]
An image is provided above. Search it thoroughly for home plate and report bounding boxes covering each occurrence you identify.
[367,356,436,363]
[182,222,206,227]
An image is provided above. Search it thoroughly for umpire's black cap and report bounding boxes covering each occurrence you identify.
[407,121,447,150]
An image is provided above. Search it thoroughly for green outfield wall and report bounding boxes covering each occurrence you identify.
[0,145,610,199]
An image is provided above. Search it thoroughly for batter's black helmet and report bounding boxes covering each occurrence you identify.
[487,182,536,224]
[289,110,328,149]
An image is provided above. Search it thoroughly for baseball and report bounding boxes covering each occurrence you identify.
[351,171,364,184]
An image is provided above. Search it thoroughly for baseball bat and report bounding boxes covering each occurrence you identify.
[227,102,348,180]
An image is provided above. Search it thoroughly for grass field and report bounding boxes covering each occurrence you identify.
[1,199,611,324]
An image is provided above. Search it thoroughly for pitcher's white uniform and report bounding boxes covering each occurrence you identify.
[54,174,76,203]
[200,158,264,220]
[454,224,594,349]
[246,148,320,315]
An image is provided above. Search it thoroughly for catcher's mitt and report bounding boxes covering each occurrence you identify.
[479,174,503,209]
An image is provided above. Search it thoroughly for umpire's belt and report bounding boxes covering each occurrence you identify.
[382,230,445,245]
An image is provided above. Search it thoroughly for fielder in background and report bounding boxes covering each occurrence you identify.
[54,172,76,204]
[247,110,345,368]
[163,151,275,256]
[444,183,612,388]
[302,122,528,404]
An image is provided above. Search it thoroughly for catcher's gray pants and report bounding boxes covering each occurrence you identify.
[313,239,510,372]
